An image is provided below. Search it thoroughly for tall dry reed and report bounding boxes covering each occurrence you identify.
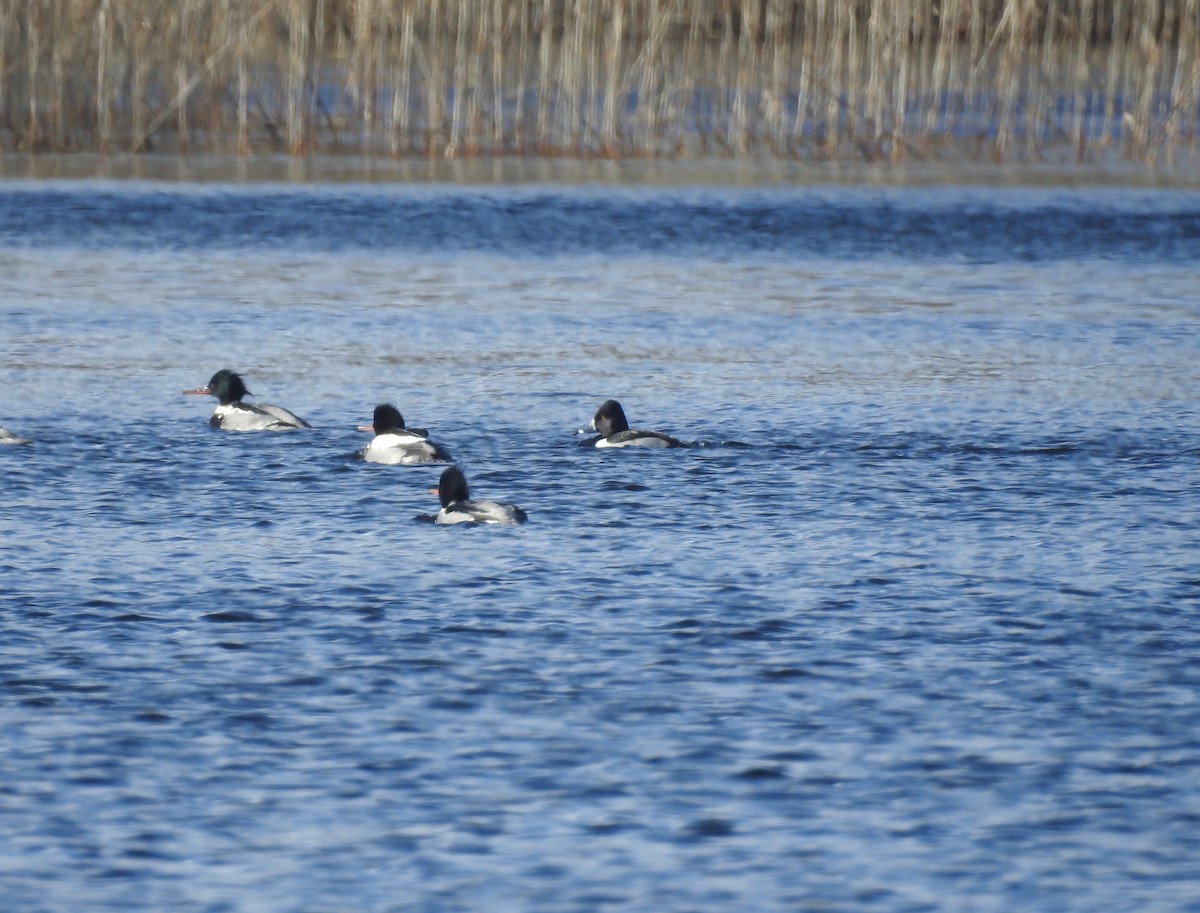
[0,0,1195,165]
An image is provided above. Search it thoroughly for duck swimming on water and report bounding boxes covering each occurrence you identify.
[358,404,451,464]
[182,369,310,432]
[0,425,31,445]
[580,399,683,449]
[424,465,527,525]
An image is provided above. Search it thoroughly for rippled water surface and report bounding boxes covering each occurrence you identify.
[2,176,1199,913]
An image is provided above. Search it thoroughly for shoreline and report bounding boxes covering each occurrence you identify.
[4,152,1199,190]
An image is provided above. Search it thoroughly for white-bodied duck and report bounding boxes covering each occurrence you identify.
[580,399,683,449]
[425,465,527,525]
[182,369,310,432]
[0,425,31,445]
[358,404,451,464]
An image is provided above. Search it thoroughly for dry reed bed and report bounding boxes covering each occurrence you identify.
[1,0,1197,165]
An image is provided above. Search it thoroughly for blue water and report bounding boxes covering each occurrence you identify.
[2,177,1199,913]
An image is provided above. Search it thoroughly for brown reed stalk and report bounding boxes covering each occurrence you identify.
[1104,0,1127,153]
[791,0,816,153]
[966,0,988,153]
[726,2,750,156]
[348,0,372,150]
[48,0,66,150]
[710,1,729,152]
[0,6,7,140]
[601,0,623,155]
[431,1,451,154]
[0,6,8,143]
[199,2,221,147]
[892,2,916,162]
[841,0,862,152]
[461,0,484,155]
[447,0,465,154]
[178,2,192,152]
[534,0,553,153]
[925,0,956,149]
[863,4,887,157]
[509,1,527,153]
[916,0,938,154]
[491,0,510,152]
[762,0,785,155]
[392,5,414,156]
[655,3,673,155]
[578,0,595,152]
[1165,0,1199,162]
[96,0,112,154]
[1069,0,1095,160]
[562,1,585,153]
[1132,0,1161,162]
[25,1,40,150]
[283,0,304,153]
[823,0,847,157]
[129,4,148,152]
[1029,0,1054,158]
[990,0,1019,160]
[235,0,249,154]
[676,0,701,154]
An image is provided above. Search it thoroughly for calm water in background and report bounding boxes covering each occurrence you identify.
[1,174,1199,913]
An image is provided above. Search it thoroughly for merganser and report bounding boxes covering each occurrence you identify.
[579,399,683,448]
[424,465,527,525]
[0,426,31,445]
[182,369,310,432]
[358,404,451,464]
